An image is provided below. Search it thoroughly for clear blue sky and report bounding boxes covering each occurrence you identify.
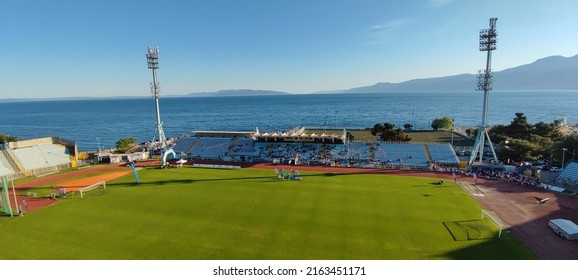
[2,0,577,98]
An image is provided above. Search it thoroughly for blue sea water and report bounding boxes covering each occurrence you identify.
[1,91,576,151]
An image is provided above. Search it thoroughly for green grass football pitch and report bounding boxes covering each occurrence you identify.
[0,167,535,260]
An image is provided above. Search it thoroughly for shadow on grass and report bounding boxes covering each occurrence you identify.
[442,219,495,241]
[430,231,537,260]
[106,171,363,188]
[106,176,278,187]
[421,192,456,198]
[411,184,454,188]
[107,170,442,188]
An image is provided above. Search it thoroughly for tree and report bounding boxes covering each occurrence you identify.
[490,113,565,162]
[508,112,532,139]
[115,137,137,153]
[393,130,412,142]
[370,122,411,142]
[403,123,413,131]
[488,124,508,143]
[381,123,398,140]
[465,128,478,138]
[533,121,563,141]
[370,123,384,137]
[431,116,453,131]
[497,138,538,163]
[0,134,17,143]
[550,134,578,167]
[345,132,355,141]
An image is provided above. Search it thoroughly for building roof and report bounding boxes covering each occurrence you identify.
[550,219,578,235]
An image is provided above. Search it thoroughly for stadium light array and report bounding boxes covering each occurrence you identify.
[146,47,167,151]
[469,18,499,165]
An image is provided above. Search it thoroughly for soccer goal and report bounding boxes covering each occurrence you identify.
[481,209,509,238]
[80,181,106,198]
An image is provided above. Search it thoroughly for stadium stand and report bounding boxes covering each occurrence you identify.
[557,161,578,190]
[262,143,324,163]
[171,136,197,155]
[344,142,371,160]
[38,144,71,165]
[1,137,75,178]
[172,129,460,170]
[327,144,346,159]
[12,146,49,170]
[12,144,71,170]
[373,143,429,168]
[188,137,235,159]
[229,138,258,157]
[427,143,460,165]
[559,161,578,180]
[0,152,15,177]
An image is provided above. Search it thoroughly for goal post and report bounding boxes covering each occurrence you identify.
[1,177,13,216]
[481,209,508,238]
[80,181,106,198]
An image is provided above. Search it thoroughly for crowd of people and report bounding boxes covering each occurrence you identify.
[183,136,463,171]
[274,168,302,181]
[447,166,541,188]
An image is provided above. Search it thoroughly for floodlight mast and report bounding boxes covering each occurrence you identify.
[146,47,167,151]
[469,18,499,165]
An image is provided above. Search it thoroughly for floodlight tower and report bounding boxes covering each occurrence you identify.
[146,47,168,151]
[469,18,499,165]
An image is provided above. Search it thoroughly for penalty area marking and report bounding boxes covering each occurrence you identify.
[457,182,485,197]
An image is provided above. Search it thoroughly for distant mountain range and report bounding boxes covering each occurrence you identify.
[339,54,578,93]
[4,54,575,102]
[186,54,578,97]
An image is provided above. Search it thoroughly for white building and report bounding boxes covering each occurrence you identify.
[548,219,578,240]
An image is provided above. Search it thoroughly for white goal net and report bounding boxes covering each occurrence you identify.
[80,181,106,198]
[481,209,509,238]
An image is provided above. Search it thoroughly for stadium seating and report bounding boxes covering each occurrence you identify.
[38,144,71,165]
[12,147,40,170]
[172,136,197,154]
[175,132,461,170]
[327,144,347,159]
[188,137,235,159]
[559,161,578,181]
[12,144,71,171]
[229,138,258,157]
[0,152,15,177]
[427,143,460,165]
[262,143,324,162]
[343,143,371,160]
[373,143,429,167]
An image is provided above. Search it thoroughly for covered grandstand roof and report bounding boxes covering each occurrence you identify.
[193,131,254,138]
[254,127,346,143]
